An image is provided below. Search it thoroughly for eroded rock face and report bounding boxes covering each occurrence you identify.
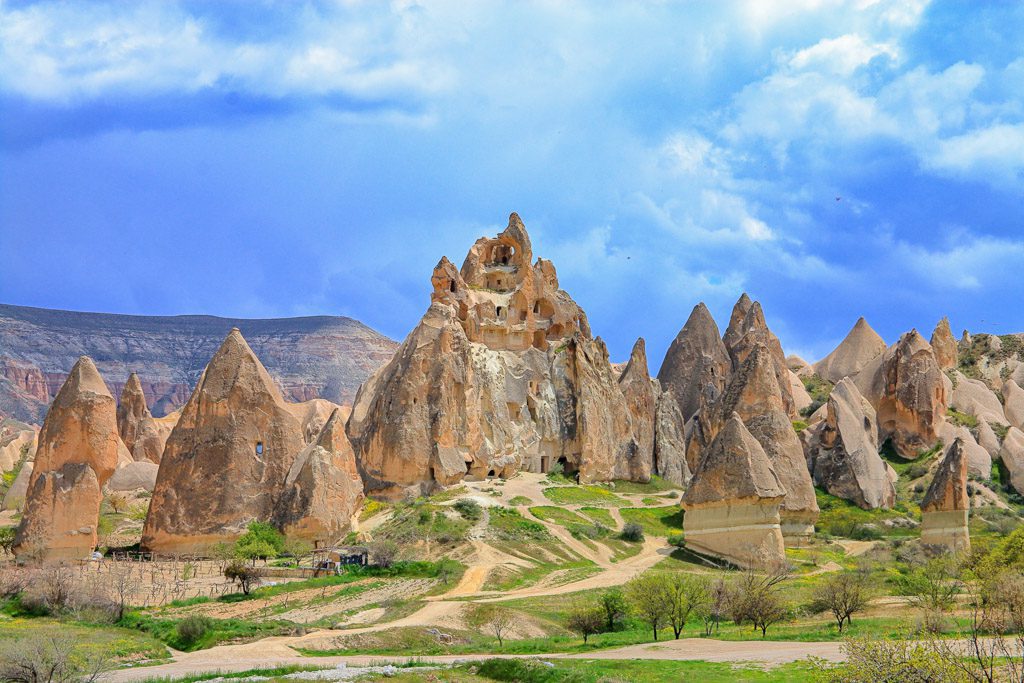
[274,408,364,544]
[287,398,345,444]
[722,295,795,417]
[921,438,970,553]
[117,373,169,463]
[654,390,690,486]
[813,317,887,383]
[1004,380,1024,430]
[806,378,896,510]
[0,427,36,474]
[855,330,948,459]
[703,346,818,537]
[999,427,1024,496]
[1,461,33,511]
[142,329,306,554]
[682,413,786,569]
[106,461,159,492]
[938,422,992,480]
[13,357,120,561]
[950,372,1007,426]
[930,318,958,371]
[657,303,730,421]
[348,214,651,497]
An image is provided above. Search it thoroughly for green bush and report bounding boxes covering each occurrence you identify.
[620,522,644,542]
[667,532,685,547]
[176,615,212,646]
[475,658,582,683]
[234,522,285,561]
[453,499,483,521]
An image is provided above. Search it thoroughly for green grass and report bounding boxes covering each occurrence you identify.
[508,496,532,506]
[137,665,325,683]
[464,658,820,683]
[0,614,169,663]
[946,408,978,429]
[597,475,678,495]
[528,506,590,527]
[619,505,684,538]
[578,507,616,527]
[489,506,550,541]
[542,486,626,507]
[120,612,289,652]
[815,489,916,539]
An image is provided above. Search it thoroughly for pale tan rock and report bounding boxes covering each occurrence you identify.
[274,408,364,545]
[142,329,306,555]
[1004,380,1024,430]
[930,318,958,371]
[654,390,690,486]
[786,355,813,377]
[722,296,795,416]
[854,330,948,459]
[789,370,813,413]
[657,303,730,421]
[13,357,120,561]
[921,438,970,553]
[938,422,991,479]
[999,427,1024,496]
[950,371,1007,426]
[682,414,786,569]
[1,461,32,511]
[286,398,346,444]
[348,215,649,497]
[977,420,1001,458]
[813,317,887,383]
[0,427,35,474]
[989,335,1003,354]
[806,378,896,509]
[106,461,159,492]
[117,373,169,463]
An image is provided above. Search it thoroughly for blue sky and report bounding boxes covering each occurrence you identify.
[1,1,1023,366]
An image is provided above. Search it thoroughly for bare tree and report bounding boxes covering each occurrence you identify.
[105,492,128,515]
[566,602,604,644]
[696,578,728,637]
[0,630,111,683]
[728,563,792,637]
[468,604,516,648]
[811,571,872,633]
[106,566,140,621]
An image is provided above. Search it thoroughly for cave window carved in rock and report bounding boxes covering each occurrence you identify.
[255,441,264,456]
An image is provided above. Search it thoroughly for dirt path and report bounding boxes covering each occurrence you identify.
[104,636,847,682]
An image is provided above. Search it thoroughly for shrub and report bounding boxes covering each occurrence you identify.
[176,615,213,647]
[0,631,111,683]
[369,539,400,568]
[234,522,285,562]
[667,532,686,547]
[453,498,483,521]
[223,561,262,595]
[548,460,564,477]
[620,522,644,542]
[0,527,15,557]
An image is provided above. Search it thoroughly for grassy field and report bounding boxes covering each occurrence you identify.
[619,505,684,537]
[542,486,627,507]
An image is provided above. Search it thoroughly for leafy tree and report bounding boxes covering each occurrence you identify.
[105,493,128,515]
[626,574,672,641]
[566,602,604,644]
[0,527,15,557]
[811,571,872,633]
[667,574,708,639]
[234,522,284,563]
[224,561,262,595]
[600,588,628,632]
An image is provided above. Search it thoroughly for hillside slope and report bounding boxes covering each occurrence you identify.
[0,303,398,422]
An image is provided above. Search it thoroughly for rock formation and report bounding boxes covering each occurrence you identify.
[805,378,896,509]
[950,372,1007,426]
[855,330,948,458]
[787,355,813,377]
[999,427,1024,496]
[930,318,958,371]
[0,427,35,474]
[657,303,730,421]
[722,295,795,416]
[274,408,364,544]
[0,302,398,424]
[1,461,33,511]
[682,414,787,569]
[1004,380,1024,430]
[348,214,654,497]
[117,373,170,463]
[689,345,818,538]
[616,339,657,483]
[13,357,120,561]
[653,390,690,486]
[920,438,970,553]
[142,329,307,554]
[287,398,344,444]
[106,460,160,492]
[813,317,887,383]
[938,422,992,479]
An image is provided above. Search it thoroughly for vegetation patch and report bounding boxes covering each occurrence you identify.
[619,506,684,538]
[946,407,978,429]
[578,507,616,527]
[542,486,626,507]
[488,507,550,541]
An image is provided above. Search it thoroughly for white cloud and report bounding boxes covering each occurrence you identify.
[789,34,897,75]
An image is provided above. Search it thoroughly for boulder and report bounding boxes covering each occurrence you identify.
[1004,380,1024,430]
[348,214,651,497]
[1,461,32,511]
[117,372,170,463]
[920,438,970,553]
[13,357,120,561]
[999,427,1024,496]
[854,330,948,459]
[682,413,787,569]
[656,303,730,421]
[930,317,958,371]
[106,460,159,492]
[722,295,795,417]
[274,408,364,545]
[806,378,896,509]
[950,372,1007,426]
[141,329,307,555]
[813,317,887,383]
[789,370,813,414]
[653,390,690,486]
